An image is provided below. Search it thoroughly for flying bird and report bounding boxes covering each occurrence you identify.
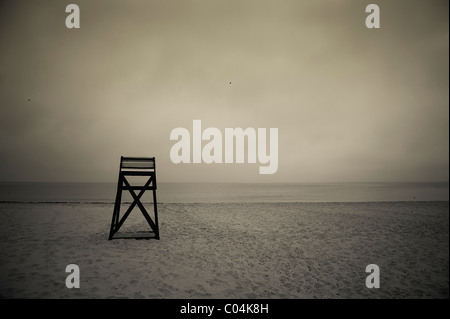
[26,98,31,101]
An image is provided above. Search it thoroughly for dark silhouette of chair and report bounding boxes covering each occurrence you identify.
[109,156,159,240]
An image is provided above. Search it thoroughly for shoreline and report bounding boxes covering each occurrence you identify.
[0,200,448,204]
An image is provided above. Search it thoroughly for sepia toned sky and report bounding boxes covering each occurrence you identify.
[0,0,448,183]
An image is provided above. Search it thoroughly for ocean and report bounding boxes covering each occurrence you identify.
[0,182,448,203]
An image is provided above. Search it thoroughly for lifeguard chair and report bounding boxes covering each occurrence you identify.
[109,156,160,240]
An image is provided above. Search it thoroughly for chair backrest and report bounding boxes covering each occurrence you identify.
[120,157,156,171]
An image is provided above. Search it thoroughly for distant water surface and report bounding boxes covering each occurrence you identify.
[0,182,448,203]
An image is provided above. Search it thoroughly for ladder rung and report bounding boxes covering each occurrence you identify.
[121,186,155,190]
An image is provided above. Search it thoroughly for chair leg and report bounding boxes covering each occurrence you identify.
[109,175,123,240]
[109,173,159,240]
[109,207,117,240]
[153,188,160,240]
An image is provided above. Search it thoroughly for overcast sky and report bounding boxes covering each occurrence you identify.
[0,0,448,183]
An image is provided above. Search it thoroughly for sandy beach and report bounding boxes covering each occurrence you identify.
[0,201,448,299]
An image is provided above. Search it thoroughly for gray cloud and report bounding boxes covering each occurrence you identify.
[0,0,448,182]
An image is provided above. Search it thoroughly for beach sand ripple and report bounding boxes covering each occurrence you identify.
[0,201,448,298]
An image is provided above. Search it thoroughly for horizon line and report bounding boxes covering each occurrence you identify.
[0,180,449,184]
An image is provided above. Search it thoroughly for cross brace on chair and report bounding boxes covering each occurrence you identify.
[109,157,160,240]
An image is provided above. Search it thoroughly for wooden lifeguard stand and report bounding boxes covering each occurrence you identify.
[109,156,160,240]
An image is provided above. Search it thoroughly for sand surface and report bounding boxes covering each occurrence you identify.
[0,201,448,298]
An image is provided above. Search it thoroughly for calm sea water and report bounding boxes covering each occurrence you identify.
[0,182,448,203]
